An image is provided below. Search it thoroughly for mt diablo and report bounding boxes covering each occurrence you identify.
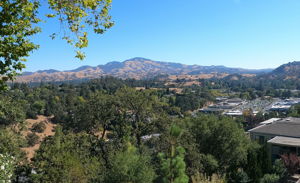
[17,58,297,83]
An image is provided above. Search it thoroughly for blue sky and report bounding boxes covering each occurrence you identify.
[26,0,300,71]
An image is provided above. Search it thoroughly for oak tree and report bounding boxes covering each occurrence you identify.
[0,0,113,90]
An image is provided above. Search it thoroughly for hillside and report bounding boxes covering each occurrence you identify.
[16,57,271,83]
[266,61,300,80]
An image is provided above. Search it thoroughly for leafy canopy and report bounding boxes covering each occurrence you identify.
[0,0,113,90]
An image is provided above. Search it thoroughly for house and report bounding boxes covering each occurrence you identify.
[248,117,300,160]
[224,110,243,116]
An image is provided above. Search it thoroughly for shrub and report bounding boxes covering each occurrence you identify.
[272,159,288,181]
[31,122,46,133]
[0,154,15,182]
[281,153,300,175]
[26,133,39,147]
[191,173,226,183]
[259,174,279,183]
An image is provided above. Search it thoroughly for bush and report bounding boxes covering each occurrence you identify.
[31,122,46,133]
[272,159,288,181]
[26,110,38,119]
[280,153,300,175]
[191,173,226,183]
[200,154,219,176]
[0,153,15,182]
[105,145,156,183]
[260,174,280,183]
[26,133,39,147]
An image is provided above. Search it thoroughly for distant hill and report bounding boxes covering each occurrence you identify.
[16,57,272,83]
[265,61,300,80]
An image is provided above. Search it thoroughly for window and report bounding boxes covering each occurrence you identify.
[259,136,265,144]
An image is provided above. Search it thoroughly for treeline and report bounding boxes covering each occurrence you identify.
[0,77,291,183]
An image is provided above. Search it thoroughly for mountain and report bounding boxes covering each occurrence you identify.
[16,57,272,83]
[265,61,300,80]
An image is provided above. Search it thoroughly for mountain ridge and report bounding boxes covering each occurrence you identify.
[264,61,300,80]
[17,57,274,83]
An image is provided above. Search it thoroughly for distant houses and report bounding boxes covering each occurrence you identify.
[200,97,245,115]
[268,98,300,112]
[200,97,300,117]
[248,117,300,160]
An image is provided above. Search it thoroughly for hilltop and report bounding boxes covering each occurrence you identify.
[266,61,300,80]
[16,57,271,83]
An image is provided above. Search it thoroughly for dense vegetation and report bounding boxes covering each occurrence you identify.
[0,77,294,183]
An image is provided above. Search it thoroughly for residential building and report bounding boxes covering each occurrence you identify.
[248,117,300,160]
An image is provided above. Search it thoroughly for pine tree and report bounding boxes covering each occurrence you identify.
[158,125,189,183]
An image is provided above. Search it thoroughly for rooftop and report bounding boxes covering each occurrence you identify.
[249,117,300,138]
[268,136,300,147]
[259,118,281,125]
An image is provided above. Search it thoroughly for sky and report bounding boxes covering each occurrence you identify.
[26,0,300,71]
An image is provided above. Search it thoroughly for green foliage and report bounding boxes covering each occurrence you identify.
[272,159,288,181]
[174,94,206,112]
[259,174,279,183]
[73,91,116,135]
[244,144,263,182]
[47,0,113,57]
[158,124,189,183]
[32,127,104,182]
[230,169,250,183]
[158,146,189,183]
[0,153,16,183]
[199,154,219,176]
[288,104,300,117]
[26,132,40,147]
[244,143,273,183]
[0,96,26,126]
[31,122,46,133]
[187,115,251,174]
[0,0,40,90]
[32,100,46,115]
[191,173,226,183]
[1,80,292,183]
[105,144,156,183]
[0,0,113,90]
[0,128,26,160]
[170,125,182,139]
[115,87,167,145]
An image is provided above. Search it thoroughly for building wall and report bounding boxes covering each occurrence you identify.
[250,132,300,161]
[250,132,275,144]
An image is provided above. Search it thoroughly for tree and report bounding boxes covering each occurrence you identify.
[115,87,166,146]
[191,173,226,183]
[0,127,26,161]
[31,121,46,133]
[74,91,116,138]
[26,132,40,147]
[187,115,251,174]
[105,144,156,183]
[0,153,16,183]
[288,104,300,117]
[158,125,189,183]
[0,96,26,126]
[243,143,263,183]
[0,0,113,90]
[270,159,288,182]
[32,127,104,182]
[259,174,279,183]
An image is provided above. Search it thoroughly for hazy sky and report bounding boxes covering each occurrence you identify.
[26,0,300,71]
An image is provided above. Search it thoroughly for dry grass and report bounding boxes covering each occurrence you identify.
[20,115,56,161]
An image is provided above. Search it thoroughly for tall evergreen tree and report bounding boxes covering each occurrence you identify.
[158,125,189,183]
